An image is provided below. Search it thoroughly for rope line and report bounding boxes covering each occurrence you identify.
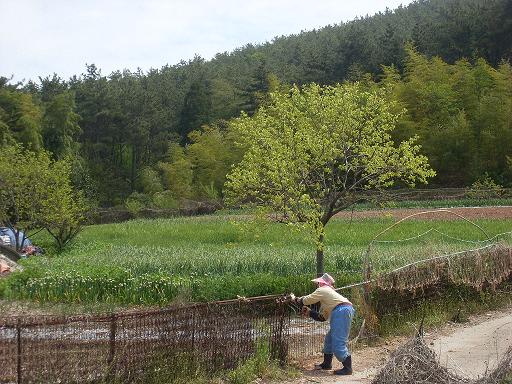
[373,228,435,243]
[366,209,492,251]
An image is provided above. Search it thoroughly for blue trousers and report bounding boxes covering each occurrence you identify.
[322,305,355,362]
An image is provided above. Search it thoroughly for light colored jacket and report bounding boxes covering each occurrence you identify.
[301,286,352,320]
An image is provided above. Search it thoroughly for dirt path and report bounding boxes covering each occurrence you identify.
[427,309,512,379]
[334,206,512,220]
[292,305,512,383]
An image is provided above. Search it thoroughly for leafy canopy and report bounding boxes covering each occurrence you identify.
[0,145,87,251]
[225,82,435,233]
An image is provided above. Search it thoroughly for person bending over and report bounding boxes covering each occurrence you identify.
[291,273,355,375]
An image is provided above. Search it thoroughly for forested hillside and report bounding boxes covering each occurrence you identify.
[1,0,511,207]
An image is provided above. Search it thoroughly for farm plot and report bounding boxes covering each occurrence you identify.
[1,213,511,306]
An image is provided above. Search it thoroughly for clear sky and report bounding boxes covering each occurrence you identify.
[1,0,414,83]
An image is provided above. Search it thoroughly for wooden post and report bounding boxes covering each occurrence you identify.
[107,315,117,378]
[277,308,287,366]
[16,320,22,384]
[316,233,324,276]
[272,300,288,366]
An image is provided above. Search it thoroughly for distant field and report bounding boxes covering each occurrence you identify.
[2,212,511,305]
[353,197,512,210]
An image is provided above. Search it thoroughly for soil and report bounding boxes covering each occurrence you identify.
[288,305,512,384]
[334,206,512,221]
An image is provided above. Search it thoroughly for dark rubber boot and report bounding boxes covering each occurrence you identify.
[333,355,352,375]
[314,353,333,370]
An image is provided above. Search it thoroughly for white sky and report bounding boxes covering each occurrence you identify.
[1,0,414,83]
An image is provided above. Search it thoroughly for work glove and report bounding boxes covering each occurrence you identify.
[286,293,301,305]
[301,306,311,318]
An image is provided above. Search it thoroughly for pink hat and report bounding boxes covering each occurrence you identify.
[311,273,335,286]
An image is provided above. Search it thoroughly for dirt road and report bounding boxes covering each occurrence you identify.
[427,308,512,379]
[294,305,512,384]
[334,206,512,220]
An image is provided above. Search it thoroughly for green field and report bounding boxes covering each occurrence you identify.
[2,215,511,305]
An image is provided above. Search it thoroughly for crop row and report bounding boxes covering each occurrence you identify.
[2,217,510,305]
[4,270,349,304]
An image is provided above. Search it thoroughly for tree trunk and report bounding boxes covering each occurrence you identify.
[316,233,324,277]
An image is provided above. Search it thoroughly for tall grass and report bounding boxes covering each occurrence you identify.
[3,215,511,305]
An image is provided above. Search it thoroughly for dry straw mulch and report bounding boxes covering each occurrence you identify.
[375,245,512,294]
[372,336,512,384]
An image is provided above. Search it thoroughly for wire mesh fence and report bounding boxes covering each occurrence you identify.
[0,297,329,384]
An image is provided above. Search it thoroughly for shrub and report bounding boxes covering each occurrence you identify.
[125,192,152,214]
[466,173,504,199]
[152,190,179,210]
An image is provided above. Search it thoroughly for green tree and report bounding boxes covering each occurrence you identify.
[42,91,81,159]
[178,57,213,141]
[39,159,88,250]
[470,59,512,183]
[0,87,42,151]
[157,143,193,199]
[38,74,68,103]
[0,145,48,249]
[385,48,512,185]
[187,124,242,198]
[0,145,87,251]
[72,64,128,205]
[0,103,15,147]
[225,83,435,275]
[138,166,164,195]
[240,55,273,116]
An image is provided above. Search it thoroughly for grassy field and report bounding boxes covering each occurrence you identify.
[1,214,511,305]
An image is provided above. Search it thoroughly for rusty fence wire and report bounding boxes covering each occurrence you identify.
[0,297,328,384]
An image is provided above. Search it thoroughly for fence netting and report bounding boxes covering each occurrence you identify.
[0,296,329,383]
